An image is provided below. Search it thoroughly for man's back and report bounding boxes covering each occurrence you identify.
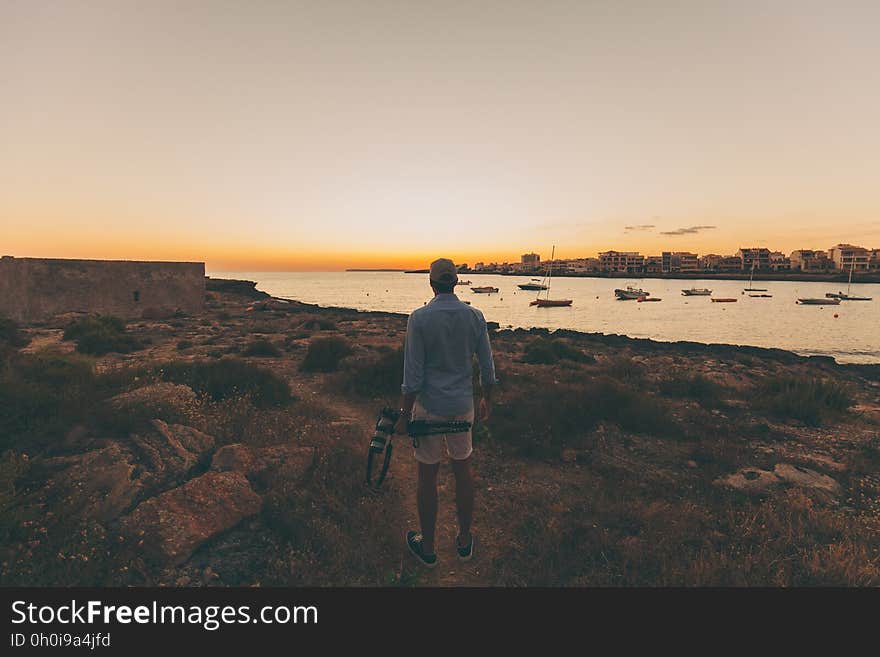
[402,293,497,416]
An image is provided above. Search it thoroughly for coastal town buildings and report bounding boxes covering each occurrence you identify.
[790,249,832,271]
[466,242,878,275]
[662,251,699,273]
[737,247,771,271]
[827,244,870,272]
[598,250,645,273]
[520,253,540,268]
[769,251,791,271]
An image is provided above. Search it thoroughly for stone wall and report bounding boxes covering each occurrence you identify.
[0,256,205,322]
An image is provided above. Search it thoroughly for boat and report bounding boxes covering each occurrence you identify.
[456,280,472,286]
[681,288,712,296]
[826,259,873,301]
[531,298,574,307]
[797,298,841,305]
[743,262,768,292]
[711,298,738,303]
[637,296,661,302]
[518,280,548,291]
[471,286,499,294]
[529,246,573,307]
[749,294,773,298]
[615,285,649,300]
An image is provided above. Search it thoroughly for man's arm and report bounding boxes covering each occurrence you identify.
[475,317,498,421]
[397,314,423,433]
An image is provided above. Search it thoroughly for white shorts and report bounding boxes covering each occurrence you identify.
[411,400,475,465]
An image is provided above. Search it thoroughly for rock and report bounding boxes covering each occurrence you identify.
[714,468,780,495]
[686,460,698,469]
[129,420,215,487]
[108,383,200,425]
[121,471,262,565]
[773,463,842,499]
[211,444,314,481]
[715,463,842,501]
[38,443,142,522]
[561,449,578,463]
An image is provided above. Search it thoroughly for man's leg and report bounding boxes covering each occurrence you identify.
[416,461,440,554]
[451,456,474,546]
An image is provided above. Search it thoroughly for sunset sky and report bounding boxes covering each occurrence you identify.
[2,1,879,270]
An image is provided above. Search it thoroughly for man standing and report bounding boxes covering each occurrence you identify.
[396,258,498,568]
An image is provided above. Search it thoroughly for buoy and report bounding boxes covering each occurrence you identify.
[833,313,838,318]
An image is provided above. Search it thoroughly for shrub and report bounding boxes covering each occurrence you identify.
[523,337,593,365]
[156,358,292,408]
[300,318,337,331]
[659,374,727,408]
[490,375,679,456]
[176,340,194,351]
[0,317,30,348]
[345,348,404,397]
[242,338,281,357]
[595,354,646,383]
[758,376,853,426]
[0,351,98,451]
[300,337,352,373]
[62,316,143,356]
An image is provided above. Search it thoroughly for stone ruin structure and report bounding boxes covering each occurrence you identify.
[0,256,205,322]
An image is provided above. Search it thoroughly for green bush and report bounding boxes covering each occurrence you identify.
[300,337,353,373]
[345,348,404,397]
[659,374,727,408]
[156,358,292,408]
[491,375,679,456]
[522,337,594,365]
[0,351,98,452]
[242,338,281,357]
[62,315,143,356]
[0,318,30,348]
[758,376,853,426]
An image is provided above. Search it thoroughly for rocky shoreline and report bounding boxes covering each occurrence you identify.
[1,278,878,586]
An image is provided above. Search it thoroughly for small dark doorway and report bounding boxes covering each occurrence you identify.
[133,290,140,302]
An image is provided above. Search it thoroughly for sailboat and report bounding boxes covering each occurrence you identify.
[530,246,573,307]
[518,278,548,291]
[826,258,872,301]
[743,262,768,293]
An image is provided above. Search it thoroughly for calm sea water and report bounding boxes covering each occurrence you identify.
[209,271,880,364]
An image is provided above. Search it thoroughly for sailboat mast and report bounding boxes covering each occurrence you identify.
[546,245,555,299]
[848,257,854,296]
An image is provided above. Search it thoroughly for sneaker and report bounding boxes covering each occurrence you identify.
[406,531,437,568]
[456,534,474,561]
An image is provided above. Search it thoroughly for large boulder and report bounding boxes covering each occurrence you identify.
[37,443,142,522]
[29,420,215,525]
[120,471,262,565]
[210,443,315,481]
[107,383,201,426]
[129,420,215,488]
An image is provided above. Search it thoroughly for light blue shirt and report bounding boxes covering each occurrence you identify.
[401,293,498,416]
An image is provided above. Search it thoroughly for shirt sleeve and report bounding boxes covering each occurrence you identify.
[401,313,425,394]
[475,315,498,388]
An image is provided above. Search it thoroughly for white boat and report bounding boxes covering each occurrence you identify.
[615,286,649,300]
[826,259,873,301]
[681,288,712,296]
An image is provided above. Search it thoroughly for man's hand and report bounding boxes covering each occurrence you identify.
[393,411,409,436]
[478,397,492,422]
